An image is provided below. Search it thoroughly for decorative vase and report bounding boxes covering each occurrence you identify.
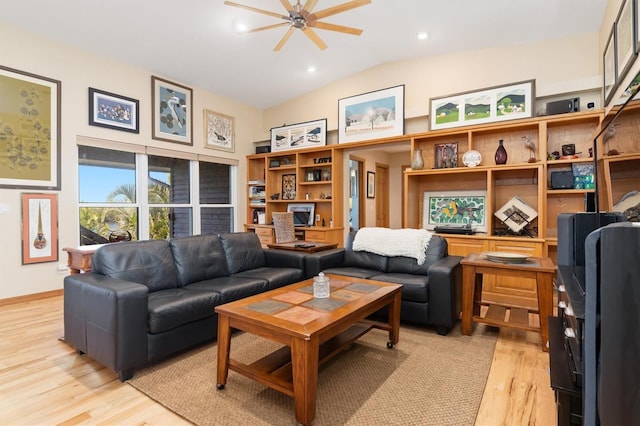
[411,149,424,170]
[495,139,507,165]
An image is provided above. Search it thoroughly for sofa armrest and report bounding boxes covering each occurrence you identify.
[263,249,306,271]
[304,248,346,278]
[427,255,463,329]
[64,273,148,380]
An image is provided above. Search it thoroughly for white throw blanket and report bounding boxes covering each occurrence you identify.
[352,227,433,265]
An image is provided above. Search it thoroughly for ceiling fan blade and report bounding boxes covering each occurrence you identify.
[274,27,296,52]
[302,27,327,50]
[279,0,294,12]
[309,20,363,36]
[246,22,290,33]
[308,0,371,21]
[300,0,320,16]
[224,1,288,20]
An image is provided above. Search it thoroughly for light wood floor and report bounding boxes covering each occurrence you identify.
[0,295,556,425]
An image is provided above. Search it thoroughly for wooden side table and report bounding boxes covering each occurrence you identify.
[63,245,105,274]
[460,253,557,351]
[266,241,338,253]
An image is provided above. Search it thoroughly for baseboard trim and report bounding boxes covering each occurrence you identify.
[0,289,63,307]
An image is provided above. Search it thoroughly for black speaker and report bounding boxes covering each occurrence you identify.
[546,97,580,115]
[255,145,271,154]
[551,171,574,189]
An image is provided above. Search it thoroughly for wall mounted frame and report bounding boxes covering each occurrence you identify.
[21,193,58,264]
[89,87,139,133]
[151,76,193,145]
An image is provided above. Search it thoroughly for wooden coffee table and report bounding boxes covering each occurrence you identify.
[215,274,402,426]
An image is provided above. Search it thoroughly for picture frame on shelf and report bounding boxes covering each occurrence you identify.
[434,143,458,169]
[88,87,139,133]
[604,26,618,107]
[204,109,234,152]
[151,76,193,145]
[494,196,538,233]
[615,0,636,83]
[269,159,281,168]
[367,171,375,199]
[281,174,296,200]
[429,79,535,131]
[21,193,58,265]
[338,85,405,144]
[270,118,327,152]
[422,190,487,233]
[0,65,61,190]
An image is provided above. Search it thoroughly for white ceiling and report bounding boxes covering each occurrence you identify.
[2,0,607,109]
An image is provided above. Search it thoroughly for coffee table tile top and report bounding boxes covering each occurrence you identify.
[272,291,314,304]
[331,289,366,302]
[346,283,380,293]
[302,298,348,312]
[297,285,314,294]
[245,300,292,315]
[274,305,325,324]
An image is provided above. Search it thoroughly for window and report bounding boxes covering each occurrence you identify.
[78,144,236,245]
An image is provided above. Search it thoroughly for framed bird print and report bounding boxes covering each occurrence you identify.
[270,118,327,152]
[204,109,234,152]
[422,190,487,233]
[151,76,193,145]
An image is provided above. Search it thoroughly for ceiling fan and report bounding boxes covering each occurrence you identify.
[224,0,371,51]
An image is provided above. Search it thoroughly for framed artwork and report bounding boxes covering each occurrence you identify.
[604,26,618,107]
[616,0,636,83]
[430,80,535,131]
[204,109,234,152]
[88,87,139,133]
[0,65,61,190]
[494,196,538,233]
[367,171,375,198]
[422,190,487,232]
[21,193,58,264]
[270,118,327,152]
[281,174,296,200]
[151,76,193,145]
[434,143,458,169]
[338,85,405,144]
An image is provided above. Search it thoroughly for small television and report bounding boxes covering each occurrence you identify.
[286,203,315,227]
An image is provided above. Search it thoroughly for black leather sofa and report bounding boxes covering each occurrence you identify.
[63,232,305,381]
[305,231,462,335]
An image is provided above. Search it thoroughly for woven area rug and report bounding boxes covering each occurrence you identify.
[129,323,498,425]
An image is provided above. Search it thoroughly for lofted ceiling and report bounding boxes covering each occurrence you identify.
[1,0,607,109]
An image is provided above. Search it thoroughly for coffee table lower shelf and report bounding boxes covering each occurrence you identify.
[473,303,540,332]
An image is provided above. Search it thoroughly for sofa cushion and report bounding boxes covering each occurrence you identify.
[370,272,430,303]
[387,235,448,274]
[322,267,380,280]
[186,276,269,303]
[233,267,303,290]
[170,234,229,286]
[147,288,220,334]
[343,232,388,272]
[92,240,178,292]
[220,232,266,274]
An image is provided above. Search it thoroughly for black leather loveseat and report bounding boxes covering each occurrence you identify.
[63,232,305,381]
[304,230,462,335]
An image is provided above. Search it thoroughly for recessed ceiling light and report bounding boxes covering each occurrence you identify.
[234,21,248,33]
[417,31,428,40]
[307,66,316,73]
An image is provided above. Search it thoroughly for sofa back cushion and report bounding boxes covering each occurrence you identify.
[343,231,388,271]
[92,240,178,292]
[387,235,448,274]
[169,234,229,286]
[220,232,266,274]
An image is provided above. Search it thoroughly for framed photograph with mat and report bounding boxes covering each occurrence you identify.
[281,174,296,200]
[151,76,193,145]
[422,190,487,232]
[89,87,139,133]
[204,109,234,152]
[21,193,58,264]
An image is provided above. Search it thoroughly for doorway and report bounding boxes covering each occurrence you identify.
[348,157,364,232]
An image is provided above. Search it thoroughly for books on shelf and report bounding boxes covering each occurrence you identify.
[248,179,266,185]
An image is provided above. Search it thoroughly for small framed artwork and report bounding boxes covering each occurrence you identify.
[269,159,281,168]
[281,174,296,200]
[88,87,139,133]
[338,85,405,144]
[422,190,487,232]
[306,170,315,182]
[204,109,234,152]
[21,193,58,264]
[604,27,618,107]
[435,143,458,169]
[271,118,327,152]
[494,196,538,233]
[367,171,375,198]
[0,65,61,190]
[151,76,193,145]
[615,0,636,83]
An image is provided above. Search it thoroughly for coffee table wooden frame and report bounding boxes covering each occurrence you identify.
[215,274,402,425]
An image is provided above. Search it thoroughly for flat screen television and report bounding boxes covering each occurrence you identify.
[286,202,315,227]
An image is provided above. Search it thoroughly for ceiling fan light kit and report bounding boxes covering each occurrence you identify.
[224,0,371,51]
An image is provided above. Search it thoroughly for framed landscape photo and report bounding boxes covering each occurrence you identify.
[204,109,234,152]
[338,85,404,144]
[21,193,58,265]
[422,190,487,232]
[151,76,193,145]
[0,65,61,190]
[367,171,375,198]
[494,196,538,233]
[430,80,535,131]
[270,118,327,152]
[89,87,139,133]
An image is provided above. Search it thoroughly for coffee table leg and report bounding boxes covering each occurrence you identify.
[216,314,231,389]
[387,292,401,348]
[291,337,319,426]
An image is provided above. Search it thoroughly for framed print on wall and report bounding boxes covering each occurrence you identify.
[270,118,327,152]
[204,109,234,152]
[367,171,375,198]
[21,193,58,264]
[0,65,61,190]
[604,26,618,106]
[151,76,193,145]
[615,0,636,83]
[89,87,139,133]
[338,85,404,144]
